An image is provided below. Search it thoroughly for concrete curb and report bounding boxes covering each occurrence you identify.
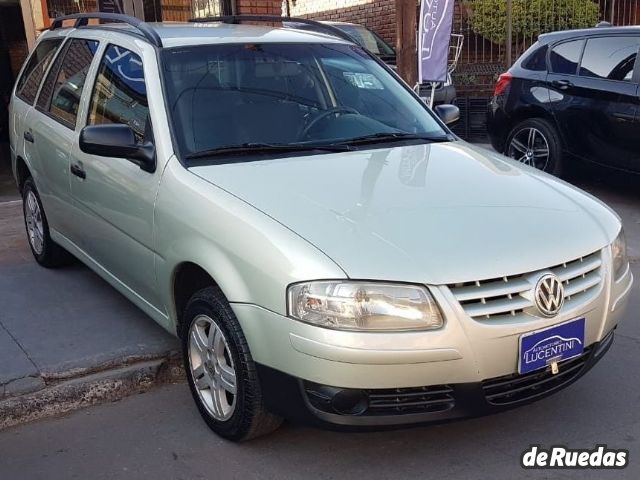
[0,354,186,430]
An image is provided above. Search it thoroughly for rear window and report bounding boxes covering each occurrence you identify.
[550,39,584,75]
[37,38,99,128]
[579,36,640,82]
[522,45,548,71]
[15,39,63,105]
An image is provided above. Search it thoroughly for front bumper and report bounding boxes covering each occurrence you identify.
[256,330,614,428]
[231,252,632,427]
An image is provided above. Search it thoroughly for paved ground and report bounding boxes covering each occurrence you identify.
[0,309,639,480]
[0,145,638,478]
[0,147,179,407]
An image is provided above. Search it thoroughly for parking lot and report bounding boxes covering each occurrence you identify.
[0,146,638,479]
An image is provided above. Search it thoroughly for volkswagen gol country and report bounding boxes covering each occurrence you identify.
[8,14,633,441]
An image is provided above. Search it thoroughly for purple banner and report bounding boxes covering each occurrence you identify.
[418,0,455,83]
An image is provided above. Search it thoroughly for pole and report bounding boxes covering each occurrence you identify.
[395,0,418,86]
[506,0,512,67]
[429,82,436,108]
[610,0,616,24]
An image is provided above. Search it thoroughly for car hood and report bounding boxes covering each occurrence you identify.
[189,142,620,284]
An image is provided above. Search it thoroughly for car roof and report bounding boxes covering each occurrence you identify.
[539,25,640,44]
[42,21,352,48]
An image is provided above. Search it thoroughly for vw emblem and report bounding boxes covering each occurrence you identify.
[534,274,565,317]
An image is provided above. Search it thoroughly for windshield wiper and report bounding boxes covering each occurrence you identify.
[331,132,451,147]
[186,142,351,160]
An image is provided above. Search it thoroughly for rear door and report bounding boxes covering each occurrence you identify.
[25,37,100,239]
[9,38,63,172]
[547,35,639,170]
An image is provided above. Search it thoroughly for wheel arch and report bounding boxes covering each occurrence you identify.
[505,106,562,151]
[14,155,32,193]
[172,262,221,337]
[167,248,254,338]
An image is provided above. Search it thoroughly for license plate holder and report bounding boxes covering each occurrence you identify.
[518,318,585,374]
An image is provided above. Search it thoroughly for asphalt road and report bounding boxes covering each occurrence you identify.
[0,163,639,480]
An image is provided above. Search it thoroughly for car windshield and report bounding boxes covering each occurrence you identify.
[335,25,396,57]
[161,43,447,159]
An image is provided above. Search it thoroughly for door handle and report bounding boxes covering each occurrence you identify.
[70,164,86,180]
[551,80,573,90]
[23,131,34,143]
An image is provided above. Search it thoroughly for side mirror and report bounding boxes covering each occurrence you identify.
[79,124,156,173]
[434,104,460,126]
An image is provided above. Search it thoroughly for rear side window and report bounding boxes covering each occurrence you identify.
[550,40,584,75]
[15,39,63,105]
[39,38,99,128]
[522,45,548,71]
[87,45,149,143]
[579,36,640,82]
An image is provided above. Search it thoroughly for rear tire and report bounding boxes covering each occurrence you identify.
[22,178,74,268]
[505,118,563,176]
[181,286,283,441]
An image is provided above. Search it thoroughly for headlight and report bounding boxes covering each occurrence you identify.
[287,281,443,332]
[612,228,628,280]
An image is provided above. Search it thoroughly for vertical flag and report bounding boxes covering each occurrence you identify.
[418,0,456,83]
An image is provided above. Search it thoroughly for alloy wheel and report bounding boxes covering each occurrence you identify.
[507,127,551,171]
[188,314,237,421]
[25,191,44,255]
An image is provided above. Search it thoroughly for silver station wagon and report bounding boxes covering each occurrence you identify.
[9,13,633,441]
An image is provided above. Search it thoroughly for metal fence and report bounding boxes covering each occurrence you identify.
[453,0,640,95]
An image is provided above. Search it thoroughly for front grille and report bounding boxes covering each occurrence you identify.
[365,385,455,415]
[482,346,592,405]
[448,250,603,323]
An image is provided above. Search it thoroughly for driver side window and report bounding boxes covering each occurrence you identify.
[88,45,149,143]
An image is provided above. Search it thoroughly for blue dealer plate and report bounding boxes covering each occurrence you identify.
[519,318,585,374]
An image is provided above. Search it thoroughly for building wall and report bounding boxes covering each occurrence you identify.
[236,0,281,14]
[286,0,396,44]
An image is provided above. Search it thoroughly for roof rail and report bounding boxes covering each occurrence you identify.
[50,13,163,48]
[189,15,355,43]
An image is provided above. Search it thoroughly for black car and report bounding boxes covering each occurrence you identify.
[487,26,640,176]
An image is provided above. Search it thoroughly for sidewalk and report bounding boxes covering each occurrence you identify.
[0,199,181,429]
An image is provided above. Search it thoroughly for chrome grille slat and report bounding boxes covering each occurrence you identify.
[449,250,603,322]
[564,273,601,297]
[453,277,531,302]
[464,297,532,318]
[553,255,601,282]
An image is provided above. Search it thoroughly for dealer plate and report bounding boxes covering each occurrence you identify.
[519,318,585,374]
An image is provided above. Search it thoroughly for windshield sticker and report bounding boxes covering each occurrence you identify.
[343,72,384,90]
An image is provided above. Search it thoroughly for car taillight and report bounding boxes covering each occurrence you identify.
[494,72,513,96]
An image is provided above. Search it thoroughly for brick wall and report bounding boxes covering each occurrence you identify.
[236,0,282,15]
[287,0,396,44]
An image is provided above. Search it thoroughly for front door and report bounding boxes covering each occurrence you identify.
[70,42,163,311]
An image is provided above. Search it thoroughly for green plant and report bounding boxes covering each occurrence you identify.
[463,0,600,45]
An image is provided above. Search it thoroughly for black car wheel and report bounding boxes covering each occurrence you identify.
[505,118,563,176]
[181,286,283,441]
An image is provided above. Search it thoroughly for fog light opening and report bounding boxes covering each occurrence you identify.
[331,389,369,415]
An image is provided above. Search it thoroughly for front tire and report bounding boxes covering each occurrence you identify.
[181,286,283,441]
[505,118,563,176]
[22,178,73,268]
